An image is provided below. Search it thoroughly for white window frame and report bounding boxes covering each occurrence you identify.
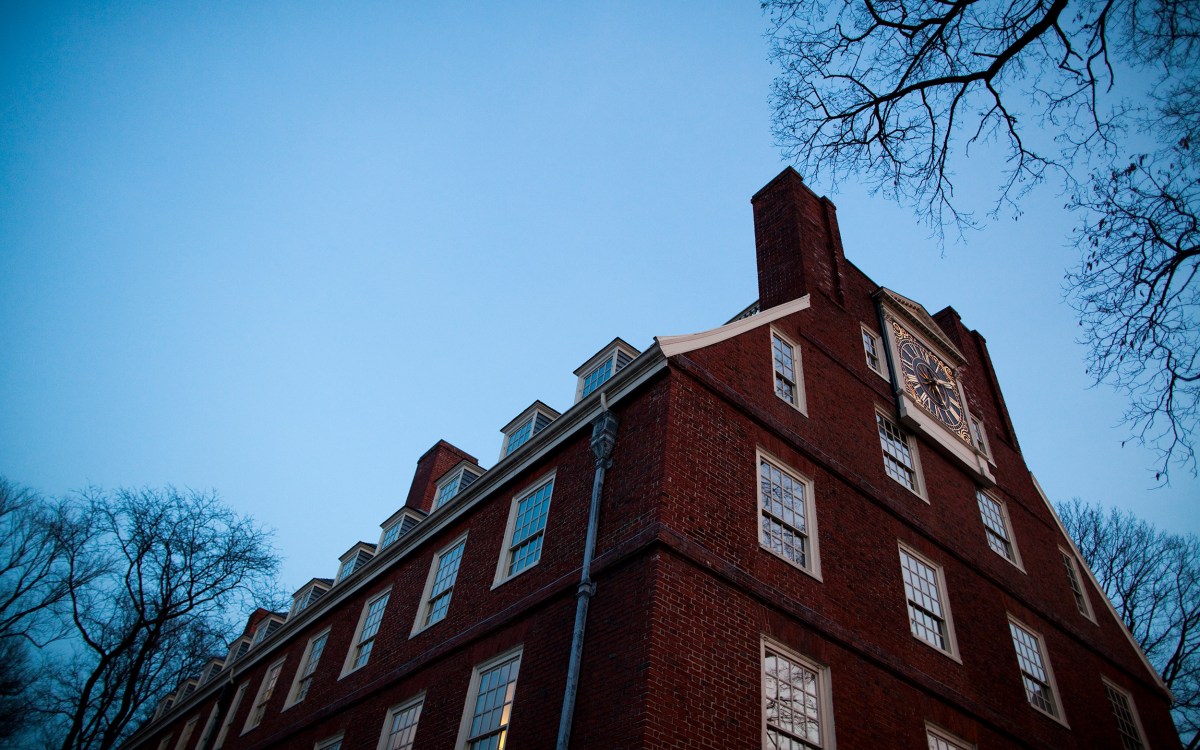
[197,703,220,750]
[926,722,974,750]
[970,415,991,459]
[376,692,426,750]
[412,533,468,636]
[976,489,1023,570]
[174,716,198,750]
[897,543,960,660]
[242,657,286,733]
[224,636,252,667]
[1060,547,1097,622]
[284,627,331,709]
[454,646,523,750]
[756,448,821,580]
[760,636,835,749]
[290,581,331,617]
[316,734,344,750]
[1008,615,1068,725]
[493,472,556,588]
[156,735,172,750]
[213,682,247,749]
[876,409,926,499]
[435,465,483,510]
[861,325,888,379]
[770,327,808,415]
[1102,677,1149,750]
[340,588,393,677]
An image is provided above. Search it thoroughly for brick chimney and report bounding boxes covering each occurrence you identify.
[751,167,846,308]
[405,440,480,513]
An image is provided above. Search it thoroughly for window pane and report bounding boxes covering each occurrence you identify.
[507,482,553,576]
[759,459,809,567]
[467,654,521,749]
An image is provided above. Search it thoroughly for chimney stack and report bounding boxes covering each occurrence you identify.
[405,440,479,513]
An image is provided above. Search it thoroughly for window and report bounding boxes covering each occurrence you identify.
[573,338,639,402]
[344,590,391,674]
[757,451,820,578]
[336,543,376,583]
[862,326,886,377]
[771,329,807,413]
[252,615,284,646]
[500,402,559,458]
[435,464,482,509]
[926,724,973,750]
[198,703,220,749]
[456,648,522,750]
[174,716,198,750]
[761,638,833,749]
[1009,617,1065,721]
[495,476,554,584]
[213,682,247,749]
[898,545,958,657]
[970,416,990,457]
[244,659,285,731]
[1103,679,1148,750]
[286,629,329,707]
[156,735,172,750]
[414,536,467,633]
[976,490,1020,566]
[1060,548,1096,620]
[316,735,343,750]
[381,510,423,548]
[290,580,331,616]
[377,694,424,750]
[877,412,923,496]
[224,637,251,667]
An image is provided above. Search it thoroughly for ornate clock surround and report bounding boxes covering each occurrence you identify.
[874,288,995,487]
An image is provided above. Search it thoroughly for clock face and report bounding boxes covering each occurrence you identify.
[891,322,972,443]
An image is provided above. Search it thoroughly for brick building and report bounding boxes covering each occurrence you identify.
[127,168,1180,750]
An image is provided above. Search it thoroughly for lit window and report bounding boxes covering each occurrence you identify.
[877,412,922,495]
[926,724,972,750]
[458,649,522,750]
[1060,548,1095,620]
[415,536,467,632]
[214,683,247,748]
[1104,680,1147,750]
[345,591,391,673]
[379,694,424,750]
[245,659,284,731]
[757,452,819,577]
[771,329,807,412]
[496,477,554,583]
[287,630,329,706]
[1009,618,1064,720]
[899,546,957,656]
[435,465,482,509]
[862,326,886,377]
[976,490,1020,566]
[762,638,832,749]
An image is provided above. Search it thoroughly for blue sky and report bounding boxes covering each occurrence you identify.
[2,2,1195,592]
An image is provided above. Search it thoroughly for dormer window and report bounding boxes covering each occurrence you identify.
[251,614,285,646]
[200,658,224,684]
[290,578,333,616]
[500,401,561,458]
[336,543,377,583]
[434,461,484,509]
[179,678,199,698]
[380,508,425,549]
[224,636,251,667]
[573,338,640,403]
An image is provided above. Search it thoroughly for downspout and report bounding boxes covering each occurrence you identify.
[555,400,619,750]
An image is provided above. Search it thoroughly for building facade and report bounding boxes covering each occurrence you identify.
[128,168,1180,750]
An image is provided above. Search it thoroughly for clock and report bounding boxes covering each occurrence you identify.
[891,322,972,444]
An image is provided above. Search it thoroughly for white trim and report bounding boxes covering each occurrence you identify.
[1058,546,1098,623]
[453,646,523,750]
[897,542,961,662]
[861,324,888,380]
[284,627,331,709]
[925,722,974,750]
[412,533,469,636]
[1029,473,1171,697]
[1007,614,1068,726]
[657,295,811,357]
[1101,676,1151,750]
[760,635,835,749]
[213,682,247,749]
[875,408,927,501]
[173,716,198,750]
[769,326,808,415]
[976,489,1024,571]
[755,448,821,581]
[339,587,393,678]
[375,692,426,750]
[315,734,344,750]
[242,657,286,734]
[492,471,557,589]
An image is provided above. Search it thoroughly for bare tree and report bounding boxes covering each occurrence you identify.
[1058,499,1200,748]
[36,487,279,750]
[765,0,1200,478]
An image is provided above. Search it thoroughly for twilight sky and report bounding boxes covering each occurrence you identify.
[2,2,1195,593]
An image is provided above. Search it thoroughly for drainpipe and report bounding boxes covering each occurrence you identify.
[555,402,619,750]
